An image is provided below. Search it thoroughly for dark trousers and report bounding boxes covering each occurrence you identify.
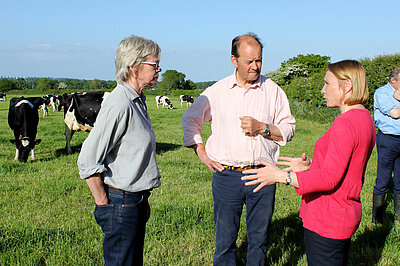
[304,228,351,266]
[374,130,400,195]
[212,168,276,266]
[94,187,150,266]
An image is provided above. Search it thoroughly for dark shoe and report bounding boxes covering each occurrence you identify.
[372,194,385,224]
[394,194,400,217]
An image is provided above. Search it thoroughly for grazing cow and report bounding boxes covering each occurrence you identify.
[155,95,173,109]
[180,95,194,107]
[0,93,6,101]
[59,91,110,154]
[8,97,46,162]
[39,94,60,116]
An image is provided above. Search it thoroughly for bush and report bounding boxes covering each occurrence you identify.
[281,54,400,111]
[283,70,326,108]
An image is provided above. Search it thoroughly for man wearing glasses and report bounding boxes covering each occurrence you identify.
[182,33,296,265]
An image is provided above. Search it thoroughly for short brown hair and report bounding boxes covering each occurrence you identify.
[389,66,400,83]
[328,60,368,105]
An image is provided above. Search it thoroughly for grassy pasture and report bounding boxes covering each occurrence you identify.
[0,93,399,265]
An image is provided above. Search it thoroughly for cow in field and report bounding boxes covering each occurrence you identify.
[39,94,60,117]
[180,95,194,107]
[8,97,46,162]
[59,91,110,154]
[39,96,51,117]
[48,94,61,112]
[155,95,173,109]
[0,93,6,101]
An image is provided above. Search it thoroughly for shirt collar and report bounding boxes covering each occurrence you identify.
[388,82,396,92]
[229,70,261,90]
[120,81,142,101]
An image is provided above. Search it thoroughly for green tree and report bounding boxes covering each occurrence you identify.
[64,79,85,90]
[0,79,16,92]
[106,80,117,90]
[36,78,56,91]
[196,81,216,90]
[89,79,107,90]
[159,70,186,90]
[14,78,28,90]
[183,79,197,90]
[266,54,330,86]
[58,82,67,89]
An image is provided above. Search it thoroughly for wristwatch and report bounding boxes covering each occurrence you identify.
[262,124,270,137]
[286,171,292,185]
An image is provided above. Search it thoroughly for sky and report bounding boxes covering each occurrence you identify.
[0,0,398,82]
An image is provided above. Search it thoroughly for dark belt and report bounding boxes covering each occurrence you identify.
[106,184,151,194]
[222,164,264,171]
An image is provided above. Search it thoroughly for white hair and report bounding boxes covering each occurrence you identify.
[115,36,161,84]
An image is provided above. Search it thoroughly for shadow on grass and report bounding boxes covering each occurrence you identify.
[349,217,393,265]
[54,144,83,157]
[156,142,181,154]
[236,213,305,265]
[52,142,181,158]
[236,212,393,265]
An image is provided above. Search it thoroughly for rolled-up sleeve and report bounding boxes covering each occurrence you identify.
[374,89,399,115]
[77,103,127,179]
[182,94,211,147]
[273,86,296,146]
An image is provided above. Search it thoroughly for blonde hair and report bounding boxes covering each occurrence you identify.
[328,60,368,105]
[115,36,161,84]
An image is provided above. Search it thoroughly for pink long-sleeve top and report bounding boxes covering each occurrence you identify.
[182,72,296,167]
[295,108,376,239]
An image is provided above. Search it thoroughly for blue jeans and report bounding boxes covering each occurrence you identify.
[94,187,150,266]
[212,168,276,266]
[374,130,400,195]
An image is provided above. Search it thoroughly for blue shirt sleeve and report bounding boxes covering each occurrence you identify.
[374,84,400,115]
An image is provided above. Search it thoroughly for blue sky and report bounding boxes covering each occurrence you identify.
[0,0,398,82]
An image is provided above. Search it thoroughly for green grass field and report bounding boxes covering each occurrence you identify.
[0,93,399,265]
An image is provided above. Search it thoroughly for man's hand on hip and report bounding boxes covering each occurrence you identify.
[191,144,224,173]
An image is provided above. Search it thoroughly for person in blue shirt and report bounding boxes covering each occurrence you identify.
[373,66,400,224]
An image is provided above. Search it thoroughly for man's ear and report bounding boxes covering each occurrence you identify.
[231,55,238,68]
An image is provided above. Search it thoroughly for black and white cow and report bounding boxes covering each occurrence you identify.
[39,96,51,117]
[180,95,194,107]
[59,91,110,154]
[0,93,6,101]
[47,94,60,112]
[8,97,46,162]
[155,95,173,109]
[39,94,60,117]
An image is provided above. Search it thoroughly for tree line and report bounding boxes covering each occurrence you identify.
[2,53,399,111]
[0,77,117,92]
[0,72,216,93]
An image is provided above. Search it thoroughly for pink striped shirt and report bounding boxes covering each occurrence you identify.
[182,72,296,167]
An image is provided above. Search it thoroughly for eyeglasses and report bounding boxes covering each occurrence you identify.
[142,62,161,71]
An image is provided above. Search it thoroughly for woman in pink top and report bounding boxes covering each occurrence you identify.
[242,60,376,266]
